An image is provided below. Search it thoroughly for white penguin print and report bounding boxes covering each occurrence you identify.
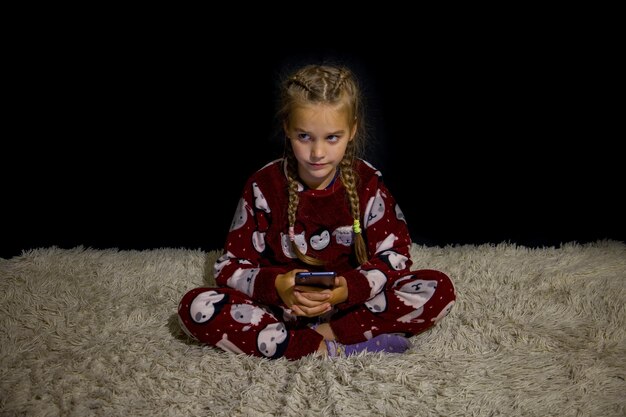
[230,304,265,331]
[380,250,409,271]
[215,333,245,354]
[214,251,235,277]
[397,307,426,323]
[365,291,387,313]
[431,301,455,324]
[393,277,438,312]
[375,233,398,254]
[252,230,266,253]
[257,322,288,358]
[280,231,307,258]
[252,182,270,213]
[230,198,252,231]
[226,268,260,297]
[395,204,406,222]
[359,268,387,299]
[310,229,331,250]
[332,226,354,246]
[188,290,227,324]
[364,189,385,228]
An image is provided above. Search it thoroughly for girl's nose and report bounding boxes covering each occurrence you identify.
[310,141,324,159]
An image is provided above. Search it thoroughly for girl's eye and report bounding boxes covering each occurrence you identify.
[327,135,339,142]
[297,133,311,141]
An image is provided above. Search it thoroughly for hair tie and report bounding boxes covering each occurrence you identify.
[288,227,296,242]
[353,219,361,234]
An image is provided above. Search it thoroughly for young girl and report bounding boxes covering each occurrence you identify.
[178,64,456,360]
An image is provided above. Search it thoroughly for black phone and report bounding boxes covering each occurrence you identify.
[294,271,336,288]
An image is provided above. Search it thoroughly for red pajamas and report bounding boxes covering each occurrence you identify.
[178,159,456,359]
[179,269,455,360]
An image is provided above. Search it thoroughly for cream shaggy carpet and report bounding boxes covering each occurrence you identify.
[1,241,624,417]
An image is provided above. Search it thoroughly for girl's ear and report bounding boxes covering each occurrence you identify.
[283,120,290,138]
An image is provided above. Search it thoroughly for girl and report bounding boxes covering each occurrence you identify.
[178,64,456,360]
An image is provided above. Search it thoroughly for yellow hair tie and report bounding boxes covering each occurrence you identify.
[353,219,361,234]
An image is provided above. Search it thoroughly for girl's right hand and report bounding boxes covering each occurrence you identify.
[275,269,304,308]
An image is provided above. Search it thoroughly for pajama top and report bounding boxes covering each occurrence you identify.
[214,158,414,312]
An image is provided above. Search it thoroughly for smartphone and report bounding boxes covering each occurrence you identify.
[294,271,336,288]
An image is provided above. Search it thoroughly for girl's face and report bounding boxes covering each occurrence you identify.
[284,103,356,190]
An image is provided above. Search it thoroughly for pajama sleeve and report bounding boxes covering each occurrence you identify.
[336,171,414,310]
[213,174,287,307]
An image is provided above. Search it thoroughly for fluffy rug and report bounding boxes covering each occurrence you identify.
[1,241,624,416]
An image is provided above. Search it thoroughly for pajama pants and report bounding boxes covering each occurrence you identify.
[178,269,456,360]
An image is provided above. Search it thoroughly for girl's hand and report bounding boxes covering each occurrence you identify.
[291,286,332,317]
[326,275,348,306]
[275,269,304,308]
[276,270,333,317]
[293,275,348,314]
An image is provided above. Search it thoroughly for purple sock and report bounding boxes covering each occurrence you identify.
[325,334,410,357]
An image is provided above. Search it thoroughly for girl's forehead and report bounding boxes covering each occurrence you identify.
[290,104,350,125]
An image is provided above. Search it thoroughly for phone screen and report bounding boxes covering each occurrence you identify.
[294,271,336,288]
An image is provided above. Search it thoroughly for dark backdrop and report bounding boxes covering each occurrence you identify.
[3,34,623,259]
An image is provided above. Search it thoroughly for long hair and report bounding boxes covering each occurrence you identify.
[278,64,368,266]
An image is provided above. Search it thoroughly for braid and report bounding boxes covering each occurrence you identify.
[284,150,325,266]
[340,143,369,265]
[285,152,300,232]
[287,76,313,94]
[332,69,349,96]
[284,67,347,104]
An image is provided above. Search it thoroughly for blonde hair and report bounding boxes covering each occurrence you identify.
[278,64,368,266]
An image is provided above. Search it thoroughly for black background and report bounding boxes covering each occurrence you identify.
[3,25,623,259]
